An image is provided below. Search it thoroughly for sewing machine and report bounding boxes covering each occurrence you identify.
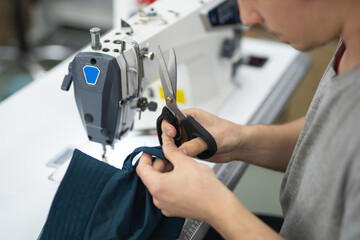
[62,0,244,157]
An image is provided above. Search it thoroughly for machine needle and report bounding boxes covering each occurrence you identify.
[102,145,108,163]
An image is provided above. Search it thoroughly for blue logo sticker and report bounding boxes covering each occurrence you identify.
[83,65,100,85]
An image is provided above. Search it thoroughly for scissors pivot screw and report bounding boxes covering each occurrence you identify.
[166,96,173,103]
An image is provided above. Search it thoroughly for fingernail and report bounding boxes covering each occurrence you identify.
[180,148,188,156]
[166,130,174,137]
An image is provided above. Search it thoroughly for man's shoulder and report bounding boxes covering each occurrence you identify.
[329,69,360,117]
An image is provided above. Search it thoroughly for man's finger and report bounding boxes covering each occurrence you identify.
[161,120,177,138]
[136,153,161,189]
[162,127,176,147]
[179,137,208,157]
[153,158,167,172]
[162,136,189,165]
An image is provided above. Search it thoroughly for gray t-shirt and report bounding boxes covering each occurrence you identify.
[280,44,360,240]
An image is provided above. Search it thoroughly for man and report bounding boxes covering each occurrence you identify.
[137,0,360,238]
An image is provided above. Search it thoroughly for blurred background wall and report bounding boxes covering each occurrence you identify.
[0,0,113,101]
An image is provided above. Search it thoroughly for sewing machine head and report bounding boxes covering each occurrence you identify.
[61,0,243,149]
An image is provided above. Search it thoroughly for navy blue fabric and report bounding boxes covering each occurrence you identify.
[40,146,184,240]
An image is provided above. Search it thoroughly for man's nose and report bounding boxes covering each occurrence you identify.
[238,0,264,26]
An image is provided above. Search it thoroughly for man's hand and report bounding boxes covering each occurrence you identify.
[161,108,244,163]
[161,108,304,171]
[136,130,231,222]
[136,131,284,240]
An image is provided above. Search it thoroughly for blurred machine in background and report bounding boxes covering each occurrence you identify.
[0,0,114,101]
[39,0,113,30]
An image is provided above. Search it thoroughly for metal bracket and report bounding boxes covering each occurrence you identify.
[120,37,144,100]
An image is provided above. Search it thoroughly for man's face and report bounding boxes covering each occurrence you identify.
[237,0,340,51]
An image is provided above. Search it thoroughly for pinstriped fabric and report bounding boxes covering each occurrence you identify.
[40,146,184,240]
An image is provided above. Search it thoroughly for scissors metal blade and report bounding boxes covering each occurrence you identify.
[168,48,177,100]
[157,46,174,99]
[157,45,186,120]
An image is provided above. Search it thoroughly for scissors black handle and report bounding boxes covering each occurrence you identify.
[180,115,217,159]
[156,107,217,159]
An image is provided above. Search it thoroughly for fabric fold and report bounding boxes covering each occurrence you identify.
[40,146,184,240]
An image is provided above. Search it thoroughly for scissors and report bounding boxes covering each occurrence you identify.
[156,45,217,159]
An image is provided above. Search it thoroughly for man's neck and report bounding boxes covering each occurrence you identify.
[338,4,360,75]
[338,39,360,75]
